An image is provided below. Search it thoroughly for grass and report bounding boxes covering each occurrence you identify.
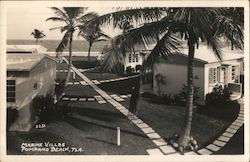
[120,96,232,149]
[7,101,157,155]
[83,71,122,81]
[63,85,98,97]
[196,101,240,122]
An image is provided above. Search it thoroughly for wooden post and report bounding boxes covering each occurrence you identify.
[73,71,76,80]
[117,127,120,146]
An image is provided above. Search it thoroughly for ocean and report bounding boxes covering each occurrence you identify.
[7,39,108,52]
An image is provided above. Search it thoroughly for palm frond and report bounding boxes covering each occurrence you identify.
[56,31,70,52]
[213,15,244,50]
[63,7,83,20]
[101,39,125,72]
[115,19,170,52]
[88,7,166,29]
[46,17,67,23]
[49,7,69,21]
[78,12,99,23]
[93,39,109,42]
[143,32,181,69]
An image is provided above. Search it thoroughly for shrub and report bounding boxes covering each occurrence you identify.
[174,84,200,106]
[126,66,133,74]
[32,94,57,123]
[155,73,166,96]
[135,65,142,72]
[161,94,175,104]
[7,107,18,129]
[141,92,174,105]
[55,78,65,98]
[205,84,232,106]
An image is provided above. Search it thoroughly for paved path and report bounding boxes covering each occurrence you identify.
[193,98,244,155]
[62,57,178,155]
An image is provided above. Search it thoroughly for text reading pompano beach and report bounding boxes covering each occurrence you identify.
[21,142,83,153]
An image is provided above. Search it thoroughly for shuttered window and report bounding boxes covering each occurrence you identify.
[128,54,132,63]
[209,67,219,85]
[232,65,240,82]
[7,80,16,102]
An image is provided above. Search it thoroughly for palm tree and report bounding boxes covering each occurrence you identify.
[165,8,243,152]
[31,29,46,45]
[46,7,97,86]
[101,21,134,73]
[79,22,110,62]
[91,7,243,152]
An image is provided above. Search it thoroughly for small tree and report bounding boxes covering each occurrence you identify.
[155,73,166,96]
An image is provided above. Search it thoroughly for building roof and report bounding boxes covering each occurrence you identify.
[7,45,47,54]
[7,53,57,72]
[177,45,244,63]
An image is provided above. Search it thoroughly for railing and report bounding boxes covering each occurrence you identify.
[228,83,242,95]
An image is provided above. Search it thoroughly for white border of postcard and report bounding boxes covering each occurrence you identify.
[0,1,249,162]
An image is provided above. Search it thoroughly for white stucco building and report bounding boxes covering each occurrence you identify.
[153,45,244,104]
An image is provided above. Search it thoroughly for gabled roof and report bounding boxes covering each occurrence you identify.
[179,45,244,63]
[7,45,47,54]
[7,53,57,72]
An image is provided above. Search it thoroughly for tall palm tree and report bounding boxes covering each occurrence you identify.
[79,22,110,62]
[165,8,243,152]
[46,7,97,86]
[31,29,46,45]
[91,7,243,152]
[101,21,134,73]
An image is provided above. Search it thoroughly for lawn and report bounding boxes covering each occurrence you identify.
[120,96,233,150]
[83,71,122,81]
[63,85,98,97]
[7,101,157,155]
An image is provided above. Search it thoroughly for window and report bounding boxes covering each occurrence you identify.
[128,54,132,63]
[7,80,16,102]
[132,54,136,62]
[232,65,239,82]
[209,67,219,85]
[135,54,139,62]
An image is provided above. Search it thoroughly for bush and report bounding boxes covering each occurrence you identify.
[174,84,200,106]
[32,94,57,123]
[7,107,18,129]
[135,65,142,72]
[55,78,65,98]
[205,84,232,106]
[141,92,174,105]
[126,66,133,74]
[155,73,166,96]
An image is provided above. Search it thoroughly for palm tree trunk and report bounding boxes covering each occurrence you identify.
[178,38,195,152]
[88,42,92,62]
[65,32,73,87]
[36,39,38,45]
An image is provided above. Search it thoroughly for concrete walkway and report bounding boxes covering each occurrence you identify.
[62,57,178,155]
[188,97,244,155]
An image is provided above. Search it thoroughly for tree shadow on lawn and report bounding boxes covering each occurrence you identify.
[86,137,117,146]
[71,107,123,123]
[63,85,98,97]
[64,116,148,140]
[197,101,241,122]
[99,77,138,95]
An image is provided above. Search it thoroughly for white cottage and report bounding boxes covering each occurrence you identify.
[153,45,244,104]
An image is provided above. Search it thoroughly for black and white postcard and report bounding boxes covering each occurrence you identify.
[0,0,249,162]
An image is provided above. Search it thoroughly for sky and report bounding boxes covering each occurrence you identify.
[7,7,122,40]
